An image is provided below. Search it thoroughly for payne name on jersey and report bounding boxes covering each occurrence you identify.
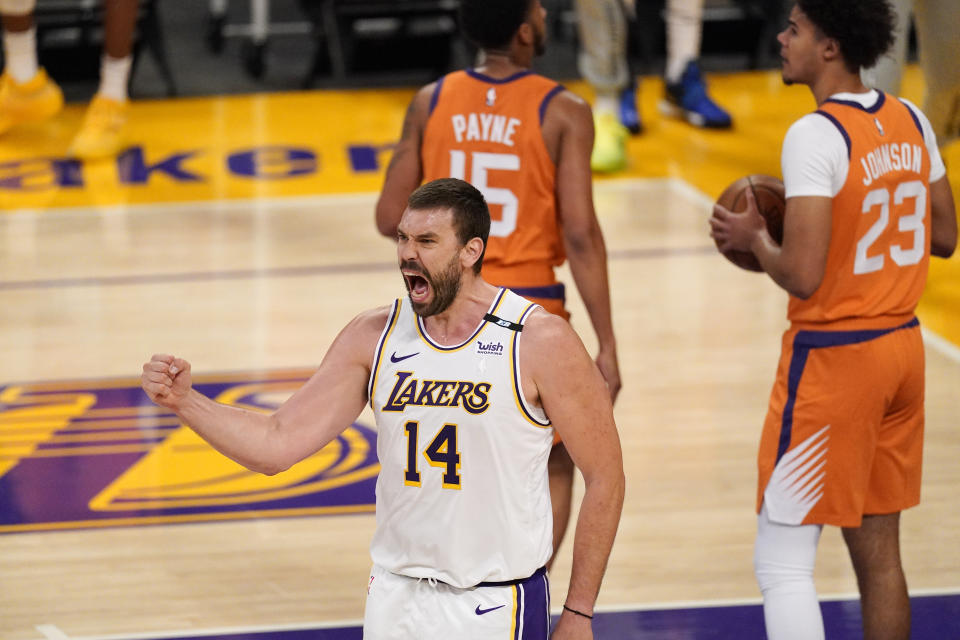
[381,371,492,414]
[450,112,523,147]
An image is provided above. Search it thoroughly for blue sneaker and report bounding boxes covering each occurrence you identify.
[618,80,642,135]
[660,61,732,129]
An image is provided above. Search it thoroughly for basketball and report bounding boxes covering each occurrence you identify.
[714,174,786,272]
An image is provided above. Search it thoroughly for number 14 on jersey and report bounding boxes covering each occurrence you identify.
[404,421,462,489]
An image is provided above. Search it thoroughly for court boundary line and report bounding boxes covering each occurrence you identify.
[0,177,687,220]
[0,191,380,220]
[585,585,960,613]
[922,327,960,364]
[35,625,70,640]
[0,245,718,292]
[27,587,960,640]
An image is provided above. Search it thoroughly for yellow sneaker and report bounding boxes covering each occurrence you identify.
[0,69,64,135]
[590,112,628,173]
[68,95,128,160]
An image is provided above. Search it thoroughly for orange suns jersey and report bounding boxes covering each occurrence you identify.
[788,93,932,331]
[421,69,564,288]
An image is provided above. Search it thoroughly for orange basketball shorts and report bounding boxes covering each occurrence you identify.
[757,317,924,527]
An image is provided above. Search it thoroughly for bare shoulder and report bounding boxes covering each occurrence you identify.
[335,304,396,361]
[521,307,584,357]
[540,88,593,160]
[350,304,395,337]
[409,82,437,117]
[392,82,435,141]
[543,88,593,126]
[414,82,436,105]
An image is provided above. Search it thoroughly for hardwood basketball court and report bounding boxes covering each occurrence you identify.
[1,67,958,639]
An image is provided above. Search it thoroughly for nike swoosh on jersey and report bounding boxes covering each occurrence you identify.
[390,351,419,363]
[475,604,506,615]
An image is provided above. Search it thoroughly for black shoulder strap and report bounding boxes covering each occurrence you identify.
[484,313,523,332]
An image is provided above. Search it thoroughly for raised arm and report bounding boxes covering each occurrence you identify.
[141,307,389,475]
[375,84,434,238]
[544,91,621,402]
[521,311,625,640]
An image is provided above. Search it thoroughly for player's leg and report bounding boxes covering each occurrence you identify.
[841,513,909,640]
[1,3,35,81]
[754,504,825,640]
[69,0,137,158]
[547,441,574,570]
[659,0,732,128]
[574,0,630,172]
[839,324,924,640]
[752,332,827,640]
[0,0,62,134]
[755,327,894,639]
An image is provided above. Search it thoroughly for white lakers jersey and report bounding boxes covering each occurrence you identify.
[367,288,555,588]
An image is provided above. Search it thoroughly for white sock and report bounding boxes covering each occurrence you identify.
[594,92,618,117]
[97,54,132,103]
[4,26,38,83]
[754,504,825,640]
[665,0,703,83]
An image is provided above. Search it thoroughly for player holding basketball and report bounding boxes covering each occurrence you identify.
[143,179,625,640]
[709,1,957,639]
[375,0,620,570]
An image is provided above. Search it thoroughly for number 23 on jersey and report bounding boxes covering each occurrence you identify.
[855,179,927,275]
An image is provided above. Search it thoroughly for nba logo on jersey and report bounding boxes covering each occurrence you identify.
[486,87,496,107]
[874,117,885,136]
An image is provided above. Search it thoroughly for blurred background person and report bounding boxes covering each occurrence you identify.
[0,0,136,158]
[861,0,959,146]
[576,0,734,173]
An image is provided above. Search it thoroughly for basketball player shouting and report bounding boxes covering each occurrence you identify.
[374,0,620,574]
[142,179,625,640]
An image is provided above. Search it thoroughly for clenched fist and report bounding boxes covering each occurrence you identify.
[141,354,193,410]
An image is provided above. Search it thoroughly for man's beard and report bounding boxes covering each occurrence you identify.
[534,29,546,57]
[401,254,463,318]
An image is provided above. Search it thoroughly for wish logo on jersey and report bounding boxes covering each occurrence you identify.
[476,340,504,355]
[0,370,379,533]
[380,371,491,414]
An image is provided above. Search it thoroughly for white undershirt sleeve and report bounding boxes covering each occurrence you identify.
[899,97,947,183]
[780,114,849,199]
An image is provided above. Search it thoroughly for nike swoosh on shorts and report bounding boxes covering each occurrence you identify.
[475,604,506,615]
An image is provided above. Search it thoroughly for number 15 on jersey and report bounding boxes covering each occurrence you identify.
[449,150,520,238]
